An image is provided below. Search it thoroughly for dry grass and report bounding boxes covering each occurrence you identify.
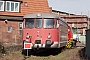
[0,47,87,60]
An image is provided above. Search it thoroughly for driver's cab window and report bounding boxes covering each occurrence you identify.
[25,19,34,28]
[44,19,54,28]
[36,19,42,28]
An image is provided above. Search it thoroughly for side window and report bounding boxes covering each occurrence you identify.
[0,1,4,11]
[18,22,22,36]
[57,20,59,28]
[7,26,12,32]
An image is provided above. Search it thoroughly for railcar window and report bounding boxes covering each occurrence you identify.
[60,20,68,41]
[44,19,54,28]
[25,19,34,28]
[36,19,42,28]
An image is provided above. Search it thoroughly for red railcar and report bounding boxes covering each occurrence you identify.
[66,26,77,48]
[22,13,68,53]
[68,26,73,41]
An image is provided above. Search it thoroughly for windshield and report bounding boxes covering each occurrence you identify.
[44,19,54,28]
[25,19,34,28]
[36,19,42,28]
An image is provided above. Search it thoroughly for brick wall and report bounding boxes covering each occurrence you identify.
[0,20,22,44]
[0,0,51,44]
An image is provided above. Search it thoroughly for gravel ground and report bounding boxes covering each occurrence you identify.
[0,47,88,60]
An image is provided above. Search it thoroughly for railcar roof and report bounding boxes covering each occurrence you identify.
[23,13,60,19]
[23,13,68,25]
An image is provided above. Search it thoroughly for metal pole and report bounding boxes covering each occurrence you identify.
[1,21,3,43]
[14,29,16,44]
[27,49,28,56]
[88,11,89,29]
[15,35,16,44]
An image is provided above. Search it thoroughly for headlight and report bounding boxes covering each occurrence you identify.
[47,35,51,39]
[26,35,30,38]
[26,33,30,39]
[23,40,29,43]
[46,40,52,45]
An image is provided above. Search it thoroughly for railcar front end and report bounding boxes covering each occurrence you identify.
[22,13,68,53]
[23,19,59,50]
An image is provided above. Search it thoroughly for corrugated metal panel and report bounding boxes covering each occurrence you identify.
[86,29,90,58]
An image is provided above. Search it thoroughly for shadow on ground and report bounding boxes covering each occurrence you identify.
[33,48,62,56]
[78,47,90,60]
[22,47,65,56]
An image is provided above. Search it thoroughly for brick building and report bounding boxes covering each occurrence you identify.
[0,0,51,44]
[52,10,88,35]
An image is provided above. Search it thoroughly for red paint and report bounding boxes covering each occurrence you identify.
[22,28,58,44]
[25,44,31,48]
[22,13,68,49]
[68,26,73,40]
[25,43,32,49]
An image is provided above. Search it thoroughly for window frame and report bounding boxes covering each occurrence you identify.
[35,19,42,28]
[25,19,35,28]
[18,22,22,36]
[0,1,5,11]
[44,19,55,28]
[6,1,20,12]
[7,26,12,32]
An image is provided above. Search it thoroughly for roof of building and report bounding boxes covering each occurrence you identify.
[0,0,51,16]
[52,10,88,18]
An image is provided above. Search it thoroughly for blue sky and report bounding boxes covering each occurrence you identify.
[48,0,90,16]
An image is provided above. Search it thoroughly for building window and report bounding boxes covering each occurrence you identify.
[72,28,77,34]
[7,26,12,32]
[89,25,90,29]
[18,22,22,36]
[6,1,20,12]
[0,1,4,11]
